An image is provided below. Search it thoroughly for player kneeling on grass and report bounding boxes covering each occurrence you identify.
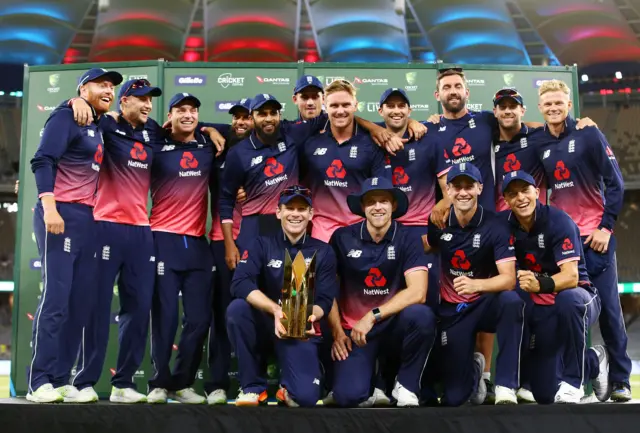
[501,170,611,404]
[227,186,337,407]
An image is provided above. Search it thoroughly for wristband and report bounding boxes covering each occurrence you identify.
[537,276,556,294]
[371,307,382,323]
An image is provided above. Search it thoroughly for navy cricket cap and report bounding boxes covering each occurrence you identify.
[168,92,201,111]
[379,87,410,106]
[502,170,536,194]
[118,79,162,99]
[278,185,312,207]
[447,162,483,184]
[77,68,123,93]
[228,97,252,115]
[294,75,324,94]
[493,87,524,107]
[347,177,409,219]
[250,93,282,112]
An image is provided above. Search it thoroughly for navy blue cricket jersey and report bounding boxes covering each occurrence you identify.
[494,125,547,211]
[330,221,428,330]
[230,231,337,317]
[503,203,594,305]
[426,205,516,304]
[538,119,624,236]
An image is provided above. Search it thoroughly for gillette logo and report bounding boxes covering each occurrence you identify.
[175,75,207,86]
[216,100,238,112]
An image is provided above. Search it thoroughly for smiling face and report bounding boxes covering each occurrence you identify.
[252,102,281,142]
[277,196,313,238]
[168,101,199,135]
[80,77,116,115]
[326,89,357,129]
[436,74,469,115]
[362,190,396,230]
[504,180,539,219]
[121,95,153,127]
[494,98,525,131]
[538,90,572,126]
[230,109,253,139]
[447,176,482,213]
[379,94,411,133]
[293,87,324,120]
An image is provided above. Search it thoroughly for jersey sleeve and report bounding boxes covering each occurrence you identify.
[219,147,244,223]
[478,110,499,132]
[30,109,77,197]
[370,144,392,180]
[314,246,338,315]
[97,114,119,135]
[199,122,232,138]
[328,229,345,276]
[230,238,265,299]
[425,221,441,250]
[587,129,624,232]
[402,233,429,275]
[435,139,451,178]
[492,219,517,265]
[552,214,582,267]
[282,112,328,145]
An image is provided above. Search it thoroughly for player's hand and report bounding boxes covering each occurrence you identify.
[576,117,598,130]
[305,314,317,336]
[162,119,172,130]
[202,127,225,156]
[427,114,441,124]
[407,119,427,141]
[331,331,352,361]
[71,98,93,126]
[43,208,65,235]
[236,187,247,203]
[225,242,240,270]
[517,270,540,293]
[350,311,375,347]
[273,307,288,339]
[14,180,19,195]
[105,111,120,121]
[430,199,451,229]
[585,228,610,254]
[453,276,482,296]
[384,135,408,156]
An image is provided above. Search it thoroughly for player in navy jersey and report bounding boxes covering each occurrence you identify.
[293,75,324,121]
[501,170,611,404]
[144,93,214,404]
[27,67,123,403]
[425,163,523,406]
[328,177,435,407]
[536,79,630,401]
[205,97,252,405]
[228,185,337,407]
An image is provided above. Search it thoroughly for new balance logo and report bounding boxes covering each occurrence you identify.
[161,145,175,151]
[439,126,446,132]
[115,129,126,135]
[150,256,155,262]
[102,246,110,260]
[543,149,550,159]
[267,259,283,268]
[88,130,95,137]
[347,249,362,258]
[63,237,71,253]
[251,156,263,166]
[314,148,327,156]
[440,233,453,241]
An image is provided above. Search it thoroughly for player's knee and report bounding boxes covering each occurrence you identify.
[498,290,525,311]
[441,388,472,407]
[289,386,320,408]
[333,382,370,407]
[399,304,436,334]
[226,298,252,326]
[554,289,583,311]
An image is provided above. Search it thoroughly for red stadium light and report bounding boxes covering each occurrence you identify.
[183,51,201,62]
[600,89,607,95]
[102,12,172,25]
[304,39,317,49]
[211,38,292,59]
[191,21,203,28]
[185,37,203,48]
[304,52,319,63]
[100,36,166,51]
[217,15,287,28]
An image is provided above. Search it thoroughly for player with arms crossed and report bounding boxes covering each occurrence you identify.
[227,186,337,407]
[501,170,611,404]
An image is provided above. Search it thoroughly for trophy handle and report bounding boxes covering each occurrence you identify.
[305,253,317,333]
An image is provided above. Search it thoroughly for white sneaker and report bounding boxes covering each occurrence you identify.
[109,387,147,403]
[516,387,536,404]
[494,385,518,405]
[554,381,584,404]
[373,387,391,407]
[26,383,63,403]
[56,385,98,403]
[207,389,227,405]
[321,391,336,406]
[392,382,419,407]
[591,345,612,402]
[147,388,168,404]
[169,388,206,404]
[235,390,267,406]
[469,353,487,405]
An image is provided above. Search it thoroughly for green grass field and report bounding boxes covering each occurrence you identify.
[0,375,638,400]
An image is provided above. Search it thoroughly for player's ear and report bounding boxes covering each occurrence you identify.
[308,206,314,221]
[477,183,484,195]
[535,187,540,199]
[276,205,283,220]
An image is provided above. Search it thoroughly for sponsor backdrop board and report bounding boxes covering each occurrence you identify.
[12,61,579,398]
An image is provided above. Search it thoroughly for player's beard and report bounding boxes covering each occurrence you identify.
[441,94,467,114]
[256,122,281,145]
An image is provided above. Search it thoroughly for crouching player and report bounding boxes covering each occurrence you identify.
[501,170,611,404]
[425,163,523,406]
[227,186,337,407]
[329,177,436,407]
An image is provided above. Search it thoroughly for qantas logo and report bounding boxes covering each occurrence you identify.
[524,253,542,273]
[503,153,521,173]
[263,157,284,177]
[451,250,471,270]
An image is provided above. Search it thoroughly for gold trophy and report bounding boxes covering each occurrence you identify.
[280,250,316,339]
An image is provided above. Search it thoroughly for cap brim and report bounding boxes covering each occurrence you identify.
[294,84,323,95]
[347,188,409,219]
[279,193,312,207]
[127,87,163,98]
[228,105,250,115]
[493,95,523,106]
[98,71,124,86]
[448,173,483,184]
[252,100,283,112]
[502,177,535,195]
[171,96,201,110]
[381,90,410,106]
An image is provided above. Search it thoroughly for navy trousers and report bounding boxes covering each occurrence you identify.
[29,202,97,392]
[148,232,213,391]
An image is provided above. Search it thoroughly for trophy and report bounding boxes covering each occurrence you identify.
[280,250,316,339]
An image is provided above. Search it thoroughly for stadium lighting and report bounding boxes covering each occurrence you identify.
[615,71,623,79]
[581,74,589,82]
[0,91,4,95]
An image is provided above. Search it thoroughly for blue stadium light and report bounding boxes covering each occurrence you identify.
[0,5,70,21]
[9,92,15,96]
[0,28,59,50]
[323,15,398,29]
[16,91,23,97]
[329,38,406,56]
[445,33,524,54]
[432,7,510,26]
[421,52,437,63]
[0,91,4,96]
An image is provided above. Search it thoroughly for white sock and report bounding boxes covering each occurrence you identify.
[482,372,491,381]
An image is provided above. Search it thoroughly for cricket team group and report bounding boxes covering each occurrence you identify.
[25,64,632,407]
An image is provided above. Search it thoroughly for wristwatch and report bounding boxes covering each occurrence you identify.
[372,307,382,323]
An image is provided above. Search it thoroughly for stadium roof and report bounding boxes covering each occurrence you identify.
[1,0,640,69]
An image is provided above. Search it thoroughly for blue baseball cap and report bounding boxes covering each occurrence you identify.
[501,170,536,194]
[118,79,162,99]
[76,68,123,93]
[250,93,282,112]
[379,87,410,106]
[347,177,409,219]
[493,87,524,107]
[168,92,201,111]
[447,162,483,184]
[228,97,252,115]
[294,75,324,94]
[278,185,312,207]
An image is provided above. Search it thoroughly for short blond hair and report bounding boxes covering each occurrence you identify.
[324,79,357,98]
[538,79,571,97]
